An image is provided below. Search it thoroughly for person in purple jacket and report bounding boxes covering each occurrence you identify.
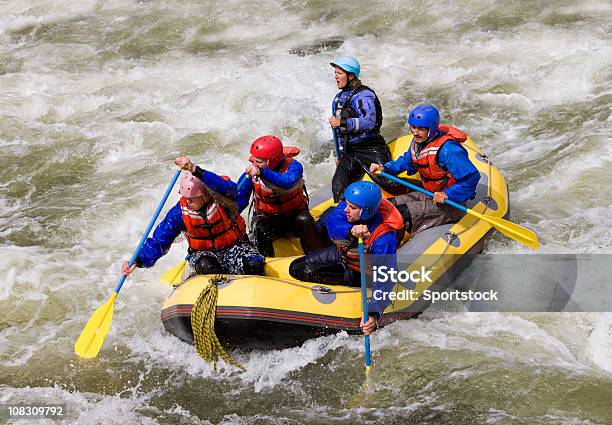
[370,104,481,235]
[328,56,392,202]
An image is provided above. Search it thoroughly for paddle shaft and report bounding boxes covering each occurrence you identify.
[237,177,247,192]
[332,129,342,159]
[358,237,372,368]
[379,171,468,213]
[75,169,182,358]
[379,171,539,249]
[115,169,181,293]
[332,95,342,159]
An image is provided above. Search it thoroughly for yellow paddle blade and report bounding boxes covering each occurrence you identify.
[160,260,187,286]
[365,364,372,380]
[348,364,374,407]
[74,293,118,358]
[468,209,540,250]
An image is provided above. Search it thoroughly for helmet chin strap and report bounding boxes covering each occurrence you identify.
[340,73,354,90]
[358,207,377,222]
[271,156,284,170]
[204,190,212,202]
[427,127,441,143]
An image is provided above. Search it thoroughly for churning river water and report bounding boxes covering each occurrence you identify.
[1,1,611,424]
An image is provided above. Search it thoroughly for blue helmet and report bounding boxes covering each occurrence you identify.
[408,104,440,139]
[344,181,382,221]
[330,56,361,78]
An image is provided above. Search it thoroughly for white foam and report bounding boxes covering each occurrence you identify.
[125,329,357,393]
[1,1,611,421]
[0,384,162,425]
[240,332,353,392]
[380,313,596,373]
[0,267,15,300]
[585,313,612,373]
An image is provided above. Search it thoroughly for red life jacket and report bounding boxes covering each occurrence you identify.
[410,124,468,193]
[336,199,404,272]
[252,147,308,216]
[179,196,246,251]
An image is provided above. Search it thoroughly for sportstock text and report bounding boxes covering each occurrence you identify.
[372,266,499,303]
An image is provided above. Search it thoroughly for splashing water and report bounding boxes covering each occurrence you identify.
[1,0,611,423]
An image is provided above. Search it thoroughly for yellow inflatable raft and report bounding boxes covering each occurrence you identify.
[161,132,508,349]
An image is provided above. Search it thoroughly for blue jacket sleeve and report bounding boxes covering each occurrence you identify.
[366,232,398,318]
[260,159,303,189]
[383,148,418,176]
[194,166,237,200]
[437,142,481,203]
[237,172,253,214]
[346,89,378,134]
[137,203,185,268]
[326,201,352,241]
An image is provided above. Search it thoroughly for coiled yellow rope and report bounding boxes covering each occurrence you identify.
[190,275,244,370]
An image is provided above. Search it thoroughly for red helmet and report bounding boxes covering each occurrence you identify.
[250,135,284,169]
